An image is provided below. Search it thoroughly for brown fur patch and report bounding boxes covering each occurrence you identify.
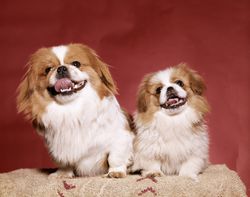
[170,63,206,95]
[122,109,136,133]
[192,120,206,133]
[189,95,210,117]
[32,119,45,135]
[17,48,58,121]
[136,74,163,124]
[170,63,210,117]
[17,44,118,124]
[100,153,109,172]
[107,171,126,178]
[67,44,117,96]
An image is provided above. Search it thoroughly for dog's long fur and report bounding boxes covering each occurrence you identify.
[132,64,209,180]
[17,44,134,178]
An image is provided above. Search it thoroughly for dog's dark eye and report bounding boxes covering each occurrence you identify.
[72,61,81,68]
[45,67,52,75]
[175,80,184,87]
[156,86,162,94]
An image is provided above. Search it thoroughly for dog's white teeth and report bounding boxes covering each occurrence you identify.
[60,87,72,92]
[73,82,84,89]
[74,84,79,89]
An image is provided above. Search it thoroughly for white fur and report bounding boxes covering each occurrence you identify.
[42,84,133,176]
[52,46,68,65]
[132,68,209,180]
[133,107,208,179]
[40,45,134,177]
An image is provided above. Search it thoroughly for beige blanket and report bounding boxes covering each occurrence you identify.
[0,165,246,197]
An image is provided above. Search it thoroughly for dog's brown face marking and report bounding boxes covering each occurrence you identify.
[136,73,164,123]
[17,44,117,124]
[136,64,209,125]
[171,64,209,116]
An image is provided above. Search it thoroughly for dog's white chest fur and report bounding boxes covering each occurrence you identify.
[133,107,208,178]
[41,87,133,176]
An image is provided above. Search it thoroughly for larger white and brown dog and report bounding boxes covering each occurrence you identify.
[17,43,134,178]
[132,64,209,181]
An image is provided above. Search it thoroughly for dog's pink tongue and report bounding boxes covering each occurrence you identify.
[167,98,178,105]
[54,78,73,92]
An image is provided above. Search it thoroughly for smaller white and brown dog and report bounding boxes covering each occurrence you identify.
[132,64,209,181]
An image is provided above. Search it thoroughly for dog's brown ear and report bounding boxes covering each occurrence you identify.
[189,69,206,96]
[94,56,117,95]
[137,74,152,113]
[16,65,34,119]
[79,44,117,95]
[177,63,206,95]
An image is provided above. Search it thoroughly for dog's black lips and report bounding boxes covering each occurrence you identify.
[47,86,58,96]
[160,96,187,109]
[47,80,87,96]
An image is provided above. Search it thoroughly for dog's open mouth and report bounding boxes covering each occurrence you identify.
[47,78,87,96]
[160,95,187,109]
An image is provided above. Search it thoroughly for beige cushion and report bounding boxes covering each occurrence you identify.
[0,165,246,197]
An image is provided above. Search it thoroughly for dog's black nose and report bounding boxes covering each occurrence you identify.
[57,66,68,78]
[166,86,177,97]
[167,87,174,92]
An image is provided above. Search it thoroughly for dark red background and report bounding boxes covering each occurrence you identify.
[0,0,249,194]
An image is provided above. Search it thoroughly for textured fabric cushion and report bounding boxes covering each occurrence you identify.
[0,165,246,197]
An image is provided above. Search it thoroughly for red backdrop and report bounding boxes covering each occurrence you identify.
[0,0,249,194]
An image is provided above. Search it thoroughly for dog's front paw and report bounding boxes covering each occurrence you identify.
[179,170,199,182]
[49,169,74,179]
[104,166,126,178]
[142,170,164,178]
[107,171,126,178]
